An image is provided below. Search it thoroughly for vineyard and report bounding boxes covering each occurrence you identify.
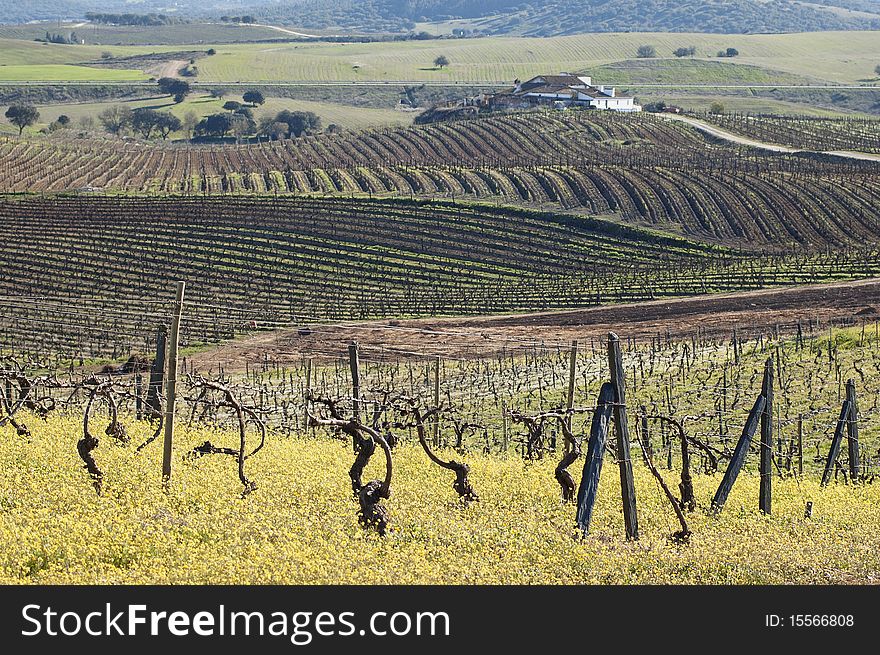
[3,314,880,584]
[2,111,879,248]
[3,194,880,360]
[700,113,880,154]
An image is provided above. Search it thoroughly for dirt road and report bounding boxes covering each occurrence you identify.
[188,277,880,369]
[662,114,880,163]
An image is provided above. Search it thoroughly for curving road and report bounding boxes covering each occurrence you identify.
[661,113,880,162]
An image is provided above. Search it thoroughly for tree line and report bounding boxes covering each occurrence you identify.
[3,79,328,142]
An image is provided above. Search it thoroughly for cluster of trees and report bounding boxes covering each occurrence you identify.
[98,106,183,139]
[84,12,182,26]
[158,78,192,103]
[638,44,739,59]
[195,108,322,140]
[7,85,328,142]
[219,15,256,23]
[38,31,80,44]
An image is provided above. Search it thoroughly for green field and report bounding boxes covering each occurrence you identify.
[0,22,296,46]
[0,31,877,87]
[193,31,880,84]
[0,64,148,82]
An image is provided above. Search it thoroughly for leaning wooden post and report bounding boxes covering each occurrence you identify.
[608,332,638,540]
[821,399,852,487]
[433,355,441,447]
[846,379,860,483]
[711,394,766,513]
[575,382,615,535]
[640,406,651,464]
[759,357,773,514]
[162,281,185,484]
[564,340,578,455]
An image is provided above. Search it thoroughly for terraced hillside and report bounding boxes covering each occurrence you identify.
[2,194,878,359]
[2,111,879,248]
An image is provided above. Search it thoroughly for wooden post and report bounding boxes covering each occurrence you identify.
[433,356,441,447]
[797,413,804,477]
[348,342,360,422]
[501,404,509,453]
[608,332,638,540]
[146,325,167,421]
[846,379,860,482]
[564,340,578,456]
[711,394,766,513]
[161,281,185,483]
[575,382,615,535]
[759,357,773,514]
[303,357,313,432]
[135,372,143,421]
[821,400,852,487]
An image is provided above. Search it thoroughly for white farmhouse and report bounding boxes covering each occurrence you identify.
[491,73,641,112]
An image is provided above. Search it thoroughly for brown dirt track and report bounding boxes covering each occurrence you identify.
[188,277,880,369]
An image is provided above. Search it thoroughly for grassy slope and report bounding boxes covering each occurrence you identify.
[0,22,291,46]
[8,93,417,135]
[0,31,877,86]
[194,31,880,84]
[0,64,148,81]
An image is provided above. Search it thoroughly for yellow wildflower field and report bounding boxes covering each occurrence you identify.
[1,413,878,585]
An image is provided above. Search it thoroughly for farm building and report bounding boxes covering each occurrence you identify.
[489,73,641,112]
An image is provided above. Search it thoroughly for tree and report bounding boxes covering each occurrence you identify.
[194,112,233,138]
[230,113,256,140]
[643,100,667,113]
[5,104,40,135]
[209,89,226,99]
[98,104,133,135]
[242,90,265,106]
[223,100,242,112]
[206,48,216,56]
[157,77,191,103]
[434,55,450,69]
[154,112,182,139]
[56,114,70,126]
[674,46,696,57]
[257,116,288,140]
[874,64,880,77]
[181,110,199,139]
[274,110,321,138]
[637,45,656,58]
[725,47,739,57]
[709,101,725,114]
[131,108,162,139]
